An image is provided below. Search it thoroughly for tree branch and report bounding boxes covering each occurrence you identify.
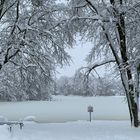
[73,2,87,9]
[3,47,12,64]
[11,0,20,35]
[87,59,116,74]
[85,0,98,14]
[81,59,116,78]
[0,0,18,20]
[0,0,6,18]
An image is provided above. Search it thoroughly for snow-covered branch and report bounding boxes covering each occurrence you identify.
[72,2,87,8]
[85,59,116,76]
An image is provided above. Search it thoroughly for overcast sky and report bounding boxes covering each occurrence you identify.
[56,39,110,78]
[56,41,92,78]
[56,39,110,79]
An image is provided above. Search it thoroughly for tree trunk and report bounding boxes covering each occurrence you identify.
[109,0,139,127]
[116,4,139,127]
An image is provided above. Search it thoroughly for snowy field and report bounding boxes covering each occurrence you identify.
[1,121,140,140]
[0,96,129,122]
[0,96,139,140]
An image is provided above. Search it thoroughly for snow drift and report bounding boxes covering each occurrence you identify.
[0,96,130,123]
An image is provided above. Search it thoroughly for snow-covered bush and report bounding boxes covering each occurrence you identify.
[23,116,36,122]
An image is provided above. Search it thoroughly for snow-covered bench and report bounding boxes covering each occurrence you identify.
[0,116,23,132]
[0,121,24,132]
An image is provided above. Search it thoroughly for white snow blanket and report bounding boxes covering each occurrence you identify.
[1,121,140,140]
[0,120,140,140]
[0,96,129,123]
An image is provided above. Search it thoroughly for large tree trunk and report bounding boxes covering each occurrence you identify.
[109,0,139,127]
[117,4,139,127]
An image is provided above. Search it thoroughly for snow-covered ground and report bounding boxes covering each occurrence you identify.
[0,96,139,140]
[0,96,129,122]
[1,120,140,140]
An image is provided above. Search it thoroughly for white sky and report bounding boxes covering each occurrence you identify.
[56,41,92,78]
[56,40,107,78]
